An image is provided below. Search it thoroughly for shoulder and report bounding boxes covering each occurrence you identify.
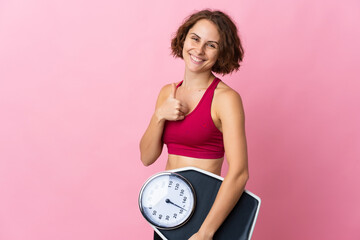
[158,83,172,96]
[214,80,243,109]
[213,80,245,124]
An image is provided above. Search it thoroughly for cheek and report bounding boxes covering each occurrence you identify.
[183,39,192,51]
[182,41,194,58]
[210,51,220,61]
[182,40,189,53]
[181,46,187,58]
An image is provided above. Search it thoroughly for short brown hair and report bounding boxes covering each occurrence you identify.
[171,9,244,75]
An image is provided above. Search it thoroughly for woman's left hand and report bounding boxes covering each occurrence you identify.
[188,231,213,240]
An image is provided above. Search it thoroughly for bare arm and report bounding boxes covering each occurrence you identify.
[189,89,249,239]
[140,83,187,166]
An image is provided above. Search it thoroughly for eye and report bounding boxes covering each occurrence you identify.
[207,43,217,49]
[191,37,200,42]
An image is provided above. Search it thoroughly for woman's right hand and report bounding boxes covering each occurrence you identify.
[156,83,188,121]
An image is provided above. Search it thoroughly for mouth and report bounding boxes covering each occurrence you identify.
[190,54,205,64]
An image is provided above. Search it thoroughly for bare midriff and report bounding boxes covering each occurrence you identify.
[166,154,224,175]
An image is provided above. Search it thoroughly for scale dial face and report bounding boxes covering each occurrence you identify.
[139,172,196,230]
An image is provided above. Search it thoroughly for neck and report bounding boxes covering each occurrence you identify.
[182,69,215,89]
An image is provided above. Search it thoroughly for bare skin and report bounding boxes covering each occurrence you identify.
[166,154,223,176]
[140,19,248,240]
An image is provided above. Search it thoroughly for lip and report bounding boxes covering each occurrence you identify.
[190,54,205,65]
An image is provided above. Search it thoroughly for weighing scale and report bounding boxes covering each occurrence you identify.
[139,167,261,240]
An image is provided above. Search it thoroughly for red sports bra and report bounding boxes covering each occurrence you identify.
[162,78,224,159]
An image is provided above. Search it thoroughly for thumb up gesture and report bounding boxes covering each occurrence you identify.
[156,83,188,121]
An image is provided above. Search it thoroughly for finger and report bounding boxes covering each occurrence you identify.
[173,109,185,121]
[174,100,183,110]
[176,114,185,121]
[169,83,177,99]
[174,109,183,117]
[178,104,189,114]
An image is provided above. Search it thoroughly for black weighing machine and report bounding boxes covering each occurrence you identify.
[139,167,261,240]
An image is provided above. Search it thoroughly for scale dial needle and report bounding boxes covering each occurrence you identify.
[165,198,187,211]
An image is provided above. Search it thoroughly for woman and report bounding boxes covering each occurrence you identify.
[140,9,248,240]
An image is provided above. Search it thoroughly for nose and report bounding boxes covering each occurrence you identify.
[194,43,205,55]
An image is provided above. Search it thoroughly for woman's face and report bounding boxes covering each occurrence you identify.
[182,19,220,74]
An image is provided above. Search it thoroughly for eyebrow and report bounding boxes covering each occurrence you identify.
[190,33,219,45]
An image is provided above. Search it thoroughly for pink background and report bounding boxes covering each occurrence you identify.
[0,0,359,239]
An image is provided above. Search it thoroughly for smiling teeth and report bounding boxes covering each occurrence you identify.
[190,55,203,63]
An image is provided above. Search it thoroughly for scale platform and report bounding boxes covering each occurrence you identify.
[152,167,261,240]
